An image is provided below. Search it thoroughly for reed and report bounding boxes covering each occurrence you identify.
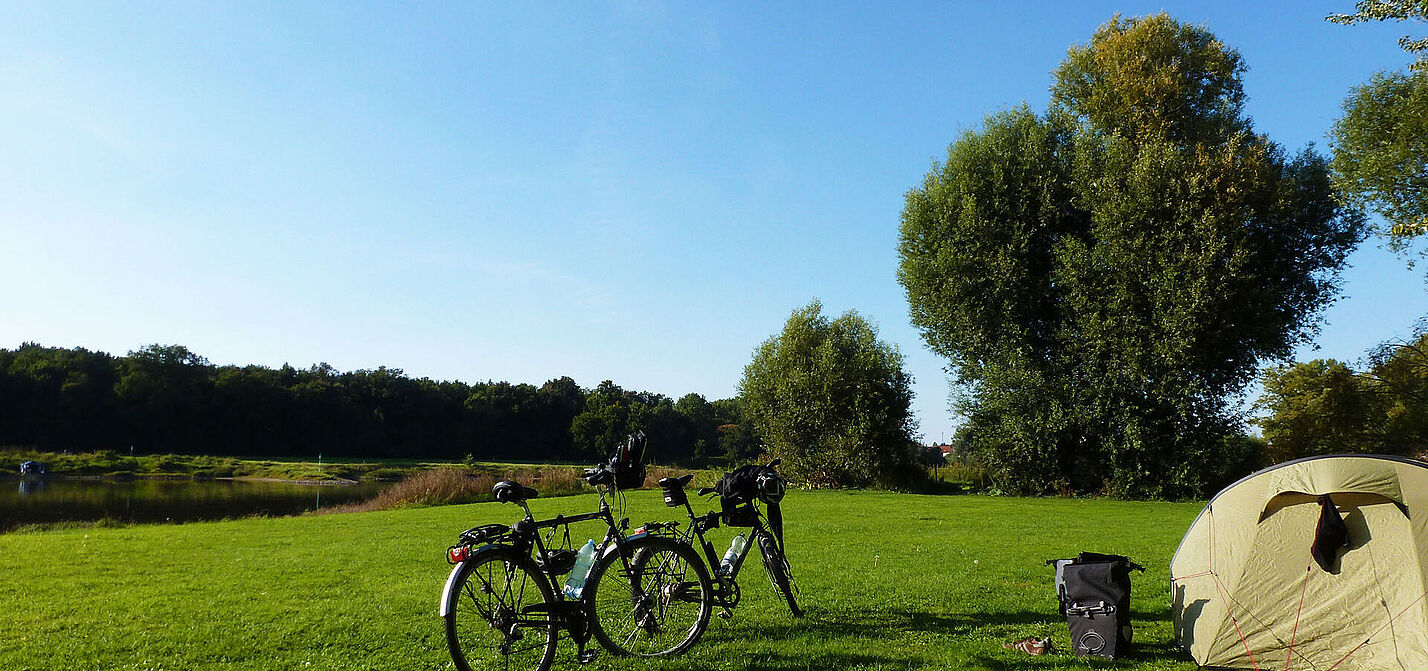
[324,463,721,514]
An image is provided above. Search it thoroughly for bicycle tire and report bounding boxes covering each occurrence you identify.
[443,547,559,671]
[756,531,803,617]
[585,535,712,657]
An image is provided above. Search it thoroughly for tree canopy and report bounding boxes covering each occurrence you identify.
[739,301,918,488]
[898,14,1363,498]
[1328,1,1428,71]
[1257,329,1428,458]
[1328,1,1428,255]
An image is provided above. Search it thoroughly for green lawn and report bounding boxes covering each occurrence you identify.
[1,490,1205,670]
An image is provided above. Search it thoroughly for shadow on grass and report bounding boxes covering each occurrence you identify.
[902,477,972,495]
[758,607,1050,638]
[683,604,1194,670]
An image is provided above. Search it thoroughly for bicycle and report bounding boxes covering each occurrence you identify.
[640,459,802,620]
[440,439,713,671]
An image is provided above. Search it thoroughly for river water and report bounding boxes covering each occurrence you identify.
[0,477,390,529]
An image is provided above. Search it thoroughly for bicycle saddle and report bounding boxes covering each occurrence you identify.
[492,480,538,503]
[658,474,694,490]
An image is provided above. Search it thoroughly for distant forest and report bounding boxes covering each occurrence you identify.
[0,343,760,465]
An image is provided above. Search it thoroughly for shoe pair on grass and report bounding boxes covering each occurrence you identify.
[1003,637,1050,656]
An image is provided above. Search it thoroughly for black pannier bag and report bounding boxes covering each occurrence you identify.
[1046,552,1144,659]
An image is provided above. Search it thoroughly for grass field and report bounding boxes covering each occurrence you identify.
[0,490,1205,670]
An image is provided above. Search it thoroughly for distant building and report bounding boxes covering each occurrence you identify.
[915,443,950,467]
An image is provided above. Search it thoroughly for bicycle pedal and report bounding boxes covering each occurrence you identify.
[718,609,733,619]
[577,650,599,664]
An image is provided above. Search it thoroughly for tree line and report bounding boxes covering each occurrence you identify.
[0,342,758,465]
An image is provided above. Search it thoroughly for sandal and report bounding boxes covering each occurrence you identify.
[1003,636,1050,655]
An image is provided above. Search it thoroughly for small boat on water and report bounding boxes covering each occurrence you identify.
[18,460,47,480]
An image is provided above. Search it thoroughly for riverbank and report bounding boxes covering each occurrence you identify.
[1,473,361,485]
[0,476,393,532]
[1,449,721,531]
[0,449,449,483]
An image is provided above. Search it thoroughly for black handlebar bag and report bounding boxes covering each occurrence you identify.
[610,431,648,490]
[714,464,787,553]
[1047,553,1143,659]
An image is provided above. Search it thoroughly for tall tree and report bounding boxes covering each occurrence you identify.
[569,380,650,460]
[898,14,1363,497]
[1255,359,1380,458]
[1327,2,1428,258]
[674,393,719,461]
[116,344,215,453]
[739,301,918,488]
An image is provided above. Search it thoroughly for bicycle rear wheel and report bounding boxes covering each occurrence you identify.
[756,531,802,617]
[585,535,712,657]
[443,547,559,671]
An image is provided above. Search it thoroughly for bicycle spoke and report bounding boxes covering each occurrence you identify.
[589,538,709,658]
[622,619,645,648]
[445,552,555,671]
[610,605,637,632]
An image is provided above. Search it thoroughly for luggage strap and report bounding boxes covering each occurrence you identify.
[1065,601,1116,618]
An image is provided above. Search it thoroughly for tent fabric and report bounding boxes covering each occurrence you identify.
[1170,455,1428,671]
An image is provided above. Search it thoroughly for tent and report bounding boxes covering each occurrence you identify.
[1170,454,1428,670]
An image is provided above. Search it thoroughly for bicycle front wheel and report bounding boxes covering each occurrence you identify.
[443,547,558,671]
[756,531,802,617]
[585,535,712,657]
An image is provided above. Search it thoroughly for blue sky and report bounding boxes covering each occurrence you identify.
[2,2,1424,444]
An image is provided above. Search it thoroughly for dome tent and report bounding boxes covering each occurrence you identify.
[1170,455,1428,670]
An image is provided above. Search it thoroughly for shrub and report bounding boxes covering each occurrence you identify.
[740,301,919,489]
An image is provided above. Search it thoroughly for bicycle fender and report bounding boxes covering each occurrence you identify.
[598,531,651,562]
[438,562,464,617]
[439,544,500,617]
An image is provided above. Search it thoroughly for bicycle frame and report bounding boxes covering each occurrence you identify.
[443,484,646,661]
[644,492,773,614]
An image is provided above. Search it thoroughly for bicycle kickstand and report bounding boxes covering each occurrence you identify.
[571,618,598,665]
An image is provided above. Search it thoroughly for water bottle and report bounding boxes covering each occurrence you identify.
[563,540,597,599]
[718,534,746,576]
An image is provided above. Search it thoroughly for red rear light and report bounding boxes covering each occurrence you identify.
[448,546,470,563]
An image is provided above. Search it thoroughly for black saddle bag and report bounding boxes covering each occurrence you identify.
[1047,552,1143,659]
